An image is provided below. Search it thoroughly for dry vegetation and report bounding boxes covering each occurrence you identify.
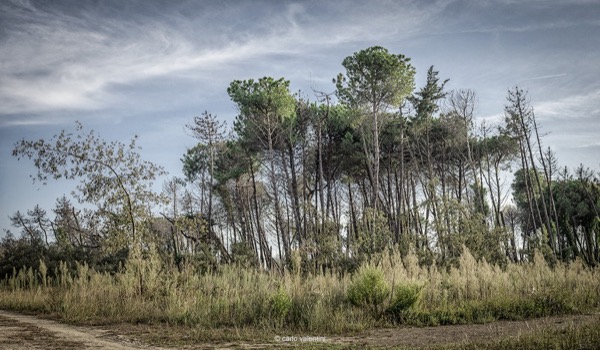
[1,247,598,339]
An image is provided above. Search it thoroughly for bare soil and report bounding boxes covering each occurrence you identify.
[0,310,598,349]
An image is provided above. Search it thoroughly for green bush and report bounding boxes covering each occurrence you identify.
[347,267,389,311]
[387,283,423,318]
[270,286,292,320]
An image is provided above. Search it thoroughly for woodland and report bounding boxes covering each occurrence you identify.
[1,47,599,348]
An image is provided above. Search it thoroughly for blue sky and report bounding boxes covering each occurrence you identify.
[1,0,599,237]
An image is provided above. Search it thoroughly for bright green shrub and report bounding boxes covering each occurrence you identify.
[270,286,292,320]
[347,267,389,310]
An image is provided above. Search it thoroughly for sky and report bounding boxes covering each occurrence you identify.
[1,0,599,237]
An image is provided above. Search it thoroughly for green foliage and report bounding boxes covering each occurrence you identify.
[0,232,127,284]
[228,76,296,145]
[387,282,423,318]
[181,143,208,183]
[347,266,390,311]
[552,166,600,264]
[354,208,392,260]
[409,65,448,120]
[311,220,343,271]
[470,183,490,216]
[214,139,254,182]
[511,168,547,220]
[336,46,415,110]
[12,122,166,250]
[230,242,257,268]
[512,165,600,265]
[270,286,292,320]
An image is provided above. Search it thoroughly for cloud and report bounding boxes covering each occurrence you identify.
[519,73,567,82]
[0,1,259,115]
[1,0,598,124]
[421,0,600,37]
[0,114,70,128]
[0,0,449,119]
[534,89,600,119]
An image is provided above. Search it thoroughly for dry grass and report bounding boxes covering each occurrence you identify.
[0,247,598,334]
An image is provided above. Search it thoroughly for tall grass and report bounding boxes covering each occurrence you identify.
[1,248,598,333]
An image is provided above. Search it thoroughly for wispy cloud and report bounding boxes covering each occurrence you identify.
[534,89,600,119]
[0,0,441,118]
[520,73,568,82]
[422,0,599,37]
[1,0,598,125]
[0,2,245,114]
[0,4,213,114]
[0,115,70,128]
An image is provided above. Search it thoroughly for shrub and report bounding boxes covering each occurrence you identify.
[270,286,292,321]
[347,266,389,314]
[388,282,423,319]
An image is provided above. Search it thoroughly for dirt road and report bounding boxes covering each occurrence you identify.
[0,310,169,350]
[0,309,598,349]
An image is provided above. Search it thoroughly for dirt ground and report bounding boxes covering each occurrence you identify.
[0,310,598,349]
[0,310,169,350]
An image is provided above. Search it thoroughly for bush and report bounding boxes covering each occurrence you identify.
[347,267,389,314]
[388,283,423,319]
[270,286,292,320]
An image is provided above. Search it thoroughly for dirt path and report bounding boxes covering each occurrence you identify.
[0,310,168,350]
[329,313,599,348]
[0,310,598,349]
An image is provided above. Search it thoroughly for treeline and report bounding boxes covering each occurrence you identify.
[2,46,599,277]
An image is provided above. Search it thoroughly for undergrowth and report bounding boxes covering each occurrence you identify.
[0,247,598,333]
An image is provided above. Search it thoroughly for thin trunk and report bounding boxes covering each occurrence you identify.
[372,103,380,210]
[289,143,303,246]
[317,119,326,235]
[348,180,359,245]
[360,127,375,208]
[515,96,554,255]
[519,141,540,249]
[250,160,271,269]
[267,129,289,269]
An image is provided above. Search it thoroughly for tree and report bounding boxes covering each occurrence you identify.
[4,200,127,279]
[214,138,272,269]
[8,206,50,246]
[335,46,415,210]
[553,166,599,265]
[410,66,449,121]
[445,89,478,205]
[186,111,227,227]
[407,67,449,255]
[12,122,165,251]
[228,77,296,268]
[52,195,102,250]
[504,88,555,256]
[0,232,46,281]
